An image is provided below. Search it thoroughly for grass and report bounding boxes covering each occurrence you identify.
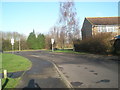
[2,78,20,88]
[5,49,46,52]
[1,53,32,89]
[54,49,88,54]
[1,53,32,73]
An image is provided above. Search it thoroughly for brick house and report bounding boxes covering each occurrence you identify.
[81,17,120,40]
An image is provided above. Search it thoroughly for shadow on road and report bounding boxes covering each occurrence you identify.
[23,79,41,89]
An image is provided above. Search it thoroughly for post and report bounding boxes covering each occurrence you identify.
[12,45,14,54]
[51,39,54,52]
[0,79,1,90]
[11,38,14,54]
[4,70,7,79]
[52,43,53,52]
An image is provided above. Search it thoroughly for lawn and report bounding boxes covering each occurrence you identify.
[1,53,32,73]
[1,53,32,89]
[2,78,20,88]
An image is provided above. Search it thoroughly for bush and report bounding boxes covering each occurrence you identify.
[74,33,113,54]
[2,39,12,51]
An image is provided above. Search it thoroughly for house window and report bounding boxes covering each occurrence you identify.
[98,26,118,33]
[106,26,117,32]
[106,27,112,32]
[98,26,107,32]
[98,27,103,32]
[103,27,107,32]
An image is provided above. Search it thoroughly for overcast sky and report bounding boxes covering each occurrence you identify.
[1,1,118,36]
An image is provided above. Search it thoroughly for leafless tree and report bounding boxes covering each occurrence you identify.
[45,34,52,50]
[1,31,28,50]
[58,1,80,48]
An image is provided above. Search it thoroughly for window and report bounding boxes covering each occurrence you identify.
[106,26,117,32]
[98,26,118,33]
[97,27,103,32]
[103,27,107,32]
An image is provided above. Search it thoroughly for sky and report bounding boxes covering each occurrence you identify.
[1,1,119,36]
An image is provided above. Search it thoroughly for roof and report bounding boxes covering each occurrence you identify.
[86,17,120,25]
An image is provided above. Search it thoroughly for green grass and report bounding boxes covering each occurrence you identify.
[1,53,32,73]
[1,53,32,89]
[5,49,47,52]
[0,53,2,73]
[2,78,20,88]
[54,49,88,54]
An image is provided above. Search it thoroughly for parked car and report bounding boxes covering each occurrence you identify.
[114,35,120,39]
[113,35,120,54]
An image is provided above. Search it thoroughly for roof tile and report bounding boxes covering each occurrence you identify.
[86,17,120,25]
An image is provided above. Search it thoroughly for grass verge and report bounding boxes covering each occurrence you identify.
[1,53,32,73]
[2,78,20,88]
[54,49,88,54]
[1,53,32,89]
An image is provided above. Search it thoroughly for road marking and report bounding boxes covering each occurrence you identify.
[51,62,74,89]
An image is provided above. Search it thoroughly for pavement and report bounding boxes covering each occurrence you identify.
[14,50,119,89]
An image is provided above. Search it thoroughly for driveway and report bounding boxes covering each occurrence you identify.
[15,50,119,89]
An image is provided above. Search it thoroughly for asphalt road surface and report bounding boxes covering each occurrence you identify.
[15,51,67,88]
[14,50,119,89]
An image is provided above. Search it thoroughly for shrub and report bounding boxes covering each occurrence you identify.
[74,33,113,54]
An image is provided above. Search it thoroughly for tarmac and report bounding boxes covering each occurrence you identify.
[13,50,119,89]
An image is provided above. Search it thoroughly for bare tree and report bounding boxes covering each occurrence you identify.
[58,1,80,48]
[2,31,28,51]
[47,1,80,49]
[45,34,52,50]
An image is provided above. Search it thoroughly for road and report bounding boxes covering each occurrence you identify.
[14,50,119,89]
[15,51,67,88]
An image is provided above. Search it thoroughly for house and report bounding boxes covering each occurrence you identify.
[81,17,120,40]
